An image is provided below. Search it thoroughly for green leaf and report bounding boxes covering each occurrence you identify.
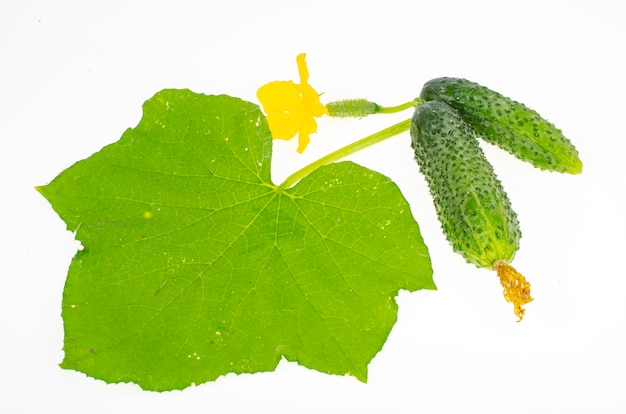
[37,89,434,391]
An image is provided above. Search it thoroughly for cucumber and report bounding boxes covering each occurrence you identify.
[420,77,582,174]
[411,100,532,320]
[410,100,521,268]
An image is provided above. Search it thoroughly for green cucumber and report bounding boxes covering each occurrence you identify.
[411,100,532,320]
[420,77,582,174]
[410,100,521,269]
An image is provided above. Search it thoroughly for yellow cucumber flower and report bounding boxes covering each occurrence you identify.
[257,53,328,153]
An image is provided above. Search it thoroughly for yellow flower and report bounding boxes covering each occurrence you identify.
[257,53,328,153]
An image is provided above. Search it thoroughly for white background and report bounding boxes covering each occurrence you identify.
[2,0,625,413]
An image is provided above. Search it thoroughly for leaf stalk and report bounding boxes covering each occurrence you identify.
[280,118,412,188]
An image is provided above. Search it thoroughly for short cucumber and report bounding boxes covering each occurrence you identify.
[420,77,582,174]
[326,99,380,118]
[410,100,521,269]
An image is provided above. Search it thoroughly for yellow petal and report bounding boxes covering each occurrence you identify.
[295,53,327,119]
[266,112,308,141]
[257,81,305,114]
[297,83,329,117]
[296,117,318,153]
[296,53,309,85]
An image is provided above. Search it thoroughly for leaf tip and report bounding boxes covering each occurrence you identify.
[349,369,369,383]
[34,184,51,200]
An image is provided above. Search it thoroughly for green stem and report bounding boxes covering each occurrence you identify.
[326,97,423,118]
[377,98,423,114]
[280,118,412,188]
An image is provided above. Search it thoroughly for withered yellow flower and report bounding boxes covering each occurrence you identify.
[257,53,328,153]
[493,260,533,321]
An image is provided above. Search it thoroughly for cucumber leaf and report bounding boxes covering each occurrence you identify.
[37,89,434,391]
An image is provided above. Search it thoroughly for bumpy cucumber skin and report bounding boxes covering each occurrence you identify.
[411,101,521,268]
[420,77,582,174]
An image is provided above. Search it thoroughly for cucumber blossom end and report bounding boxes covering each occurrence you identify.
[494,260,533,321]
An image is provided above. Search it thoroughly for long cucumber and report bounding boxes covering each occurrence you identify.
[420,77,582,174]
[411,100,532,320]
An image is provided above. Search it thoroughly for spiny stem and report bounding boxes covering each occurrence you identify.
[280,118,412,188]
